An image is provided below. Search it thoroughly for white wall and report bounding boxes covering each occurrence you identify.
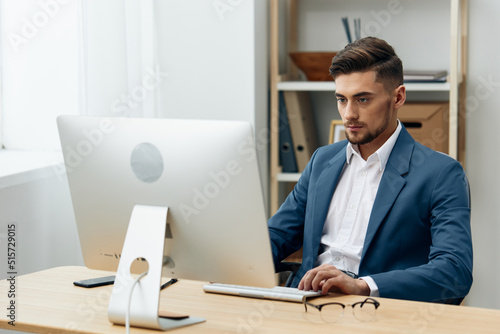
[0,171,83,281]
[464,0,500,309]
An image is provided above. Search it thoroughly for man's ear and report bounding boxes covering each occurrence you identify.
[394,85,406,109]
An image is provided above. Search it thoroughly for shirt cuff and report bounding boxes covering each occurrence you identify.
[359,276,380,297]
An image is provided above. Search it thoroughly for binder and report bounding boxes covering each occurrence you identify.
[283,91,318,172]
[278,92,298,173]
[403,70,447,82]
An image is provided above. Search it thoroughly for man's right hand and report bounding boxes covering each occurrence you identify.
[298,264,370,296]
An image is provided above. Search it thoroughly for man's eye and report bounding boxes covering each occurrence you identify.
[337,98,346,103]
[359,98,368,103]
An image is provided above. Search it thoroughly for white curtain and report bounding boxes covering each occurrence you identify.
[0,0,79,150]
[79,0,162,118]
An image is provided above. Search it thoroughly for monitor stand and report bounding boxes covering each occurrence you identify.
[108,205,205,330]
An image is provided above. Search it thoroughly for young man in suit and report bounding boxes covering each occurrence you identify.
[268,37,472,303]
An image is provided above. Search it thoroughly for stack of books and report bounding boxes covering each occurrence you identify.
[403,70,447,83]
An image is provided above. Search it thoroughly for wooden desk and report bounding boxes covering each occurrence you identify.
[1,266,499,333]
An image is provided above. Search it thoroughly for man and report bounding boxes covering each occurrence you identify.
[268,37,472,304]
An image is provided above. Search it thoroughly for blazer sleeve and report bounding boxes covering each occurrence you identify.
[370,158,473,303]
[267,149,319,269]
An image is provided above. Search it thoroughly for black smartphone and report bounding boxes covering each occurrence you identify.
[73,275,115,288]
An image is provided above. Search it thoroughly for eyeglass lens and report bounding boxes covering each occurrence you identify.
[305,299,378,323]
[319,304,345,323]
[352,301,377,321]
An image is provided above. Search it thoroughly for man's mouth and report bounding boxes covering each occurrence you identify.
[346,124,363,131]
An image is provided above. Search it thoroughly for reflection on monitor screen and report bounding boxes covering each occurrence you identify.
[57,116,276,288]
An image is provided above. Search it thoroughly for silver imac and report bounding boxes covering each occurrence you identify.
[57,116,276,289]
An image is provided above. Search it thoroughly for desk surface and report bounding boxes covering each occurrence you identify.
[1,266,499,334]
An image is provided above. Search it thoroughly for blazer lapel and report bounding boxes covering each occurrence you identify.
[361,127,414,260]
[305,147,347,263]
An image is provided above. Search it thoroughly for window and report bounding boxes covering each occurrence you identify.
[0,0,79,151]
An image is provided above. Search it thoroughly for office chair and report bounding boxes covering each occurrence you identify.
[276,261,301,287]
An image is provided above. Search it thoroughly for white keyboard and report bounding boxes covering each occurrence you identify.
[203,283,323,303]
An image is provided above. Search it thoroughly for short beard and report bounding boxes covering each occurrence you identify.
[346,129,379,145]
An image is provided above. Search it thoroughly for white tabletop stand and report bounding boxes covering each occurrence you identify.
[108,205,205,331]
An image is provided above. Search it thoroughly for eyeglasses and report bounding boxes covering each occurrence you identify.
[303,297,380,323]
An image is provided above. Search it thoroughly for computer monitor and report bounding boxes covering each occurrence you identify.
[57,115,276,289]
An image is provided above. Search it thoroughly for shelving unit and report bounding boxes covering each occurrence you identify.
[269,0,468,213]
[277,81,452,92]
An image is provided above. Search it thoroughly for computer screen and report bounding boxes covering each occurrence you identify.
[57,116,276,288]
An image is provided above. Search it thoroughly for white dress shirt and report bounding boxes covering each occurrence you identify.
[316,121,402,296]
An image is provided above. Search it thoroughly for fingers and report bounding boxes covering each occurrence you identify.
[298,264,344,294]
[298,265,364,295]
[297,264,326,291]
[320,275,346,294]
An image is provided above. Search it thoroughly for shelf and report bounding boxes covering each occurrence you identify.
[277,81,336,91]
[277,81,451,92]
[269,0,467,213]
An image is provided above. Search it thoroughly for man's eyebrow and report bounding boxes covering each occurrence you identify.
[335,91,375,98]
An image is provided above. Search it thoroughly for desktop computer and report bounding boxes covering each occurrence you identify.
[57,116,276,329]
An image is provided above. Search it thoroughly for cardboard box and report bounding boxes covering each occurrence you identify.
[398,102,449,154]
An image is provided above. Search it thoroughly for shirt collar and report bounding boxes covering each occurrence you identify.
[346,120,402,171]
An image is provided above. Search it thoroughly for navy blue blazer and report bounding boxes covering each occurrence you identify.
[268,126,472,303]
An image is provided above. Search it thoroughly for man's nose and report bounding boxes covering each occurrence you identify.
[343,102,359,121]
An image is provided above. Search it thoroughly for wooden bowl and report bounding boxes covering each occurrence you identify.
[289,52,338,81]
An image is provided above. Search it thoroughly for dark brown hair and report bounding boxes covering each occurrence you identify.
[329,37,403,91]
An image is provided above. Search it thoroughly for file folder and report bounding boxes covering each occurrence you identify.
[283,91,318,172]
[279,92,298,173]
